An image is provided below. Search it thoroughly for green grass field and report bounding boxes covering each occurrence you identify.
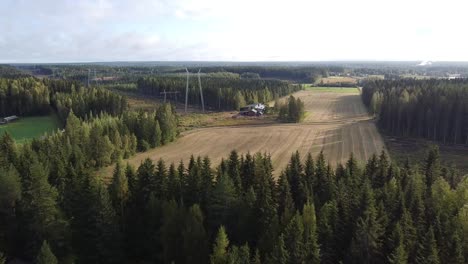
[0,115,61,143]
[305,86,360,93]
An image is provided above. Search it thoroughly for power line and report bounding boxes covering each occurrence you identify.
[185,68,189,113]
[198,69,205,112]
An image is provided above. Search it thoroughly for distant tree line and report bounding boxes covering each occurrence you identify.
[1,143,466,263]
[171,66,336,83]
[137,77,302,110]
[0,65,30,79]
[362,79,468,145]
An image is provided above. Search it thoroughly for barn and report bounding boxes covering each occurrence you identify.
[0,115,19,124]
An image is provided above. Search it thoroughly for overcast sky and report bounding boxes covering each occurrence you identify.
[1,0,467,63]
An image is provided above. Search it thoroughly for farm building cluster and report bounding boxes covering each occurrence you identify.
[239,103,266,116]
[0,115,19,125]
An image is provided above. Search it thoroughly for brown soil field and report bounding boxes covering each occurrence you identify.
[101,89,386,178]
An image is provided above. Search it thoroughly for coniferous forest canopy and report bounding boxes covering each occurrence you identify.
[362,79,468,145]
[0,62,467,263]
[137,77,302,110]
[1,141,467,263]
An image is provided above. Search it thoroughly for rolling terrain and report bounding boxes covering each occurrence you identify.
[102,87,386,177]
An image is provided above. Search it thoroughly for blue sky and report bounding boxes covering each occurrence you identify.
[1,0,467,62]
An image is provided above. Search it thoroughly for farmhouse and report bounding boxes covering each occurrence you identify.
[239,103,265,116]
[0,115,19,124]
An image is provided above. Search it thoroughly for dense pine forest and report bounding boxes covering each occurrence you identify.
[362,79,468,145]
[137,77,302,111]
[0,142,466,263]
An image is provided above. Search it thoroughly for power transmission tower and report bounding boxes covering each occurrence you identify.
[185,68,189,113]
[160,90,180,103]
[87,69,91,87]
[94,69,97,85]
[198,69,205,112]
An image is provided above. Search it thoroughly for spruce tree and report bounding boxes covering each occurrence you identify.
[387,223,408,264]
[277,172,294,228]
[109,160,129,228]
[267,234,288,264]
[36,240,58,264]
[183,204,209,264]
[302,201,320,263]
[424,146,441,189]
[416,227,440,264]
[283,212,305,264]
[19,160,64,257]
[211,226,230,264]
[207,172,236,232]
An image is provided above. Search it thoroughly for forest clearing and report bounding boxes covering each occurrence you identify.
[102,87,386,178]
[0,115,60,143]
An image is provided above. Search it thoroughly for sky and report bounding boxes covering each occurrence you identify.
[1,0,468,63]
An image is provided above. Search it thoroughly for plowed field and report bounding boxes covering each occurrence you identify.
[102,88,386,177]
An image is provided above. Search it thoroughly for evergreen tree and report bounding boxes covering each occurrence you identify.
[350,182,384,264]
[302,201,320,263]
[109,160,129,228]
[387,223,408,264]
[207,173,236,232]
[416,227,440,264]
[35,240,58,264]
[283,213,305,264]
[277,172,294,228]
[252,249,261,264]
[424,146,441,188]
[183,204,209,264]
[267,234,289,264]
[211,226,230,264]
[19,160,66,258]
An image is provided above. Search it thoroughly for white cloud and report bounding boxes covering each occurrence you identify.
[1,0,468,62]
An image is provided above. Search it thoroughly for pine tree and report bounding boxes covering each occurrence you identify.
[211,226,230,264]
[36,240,58,264]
